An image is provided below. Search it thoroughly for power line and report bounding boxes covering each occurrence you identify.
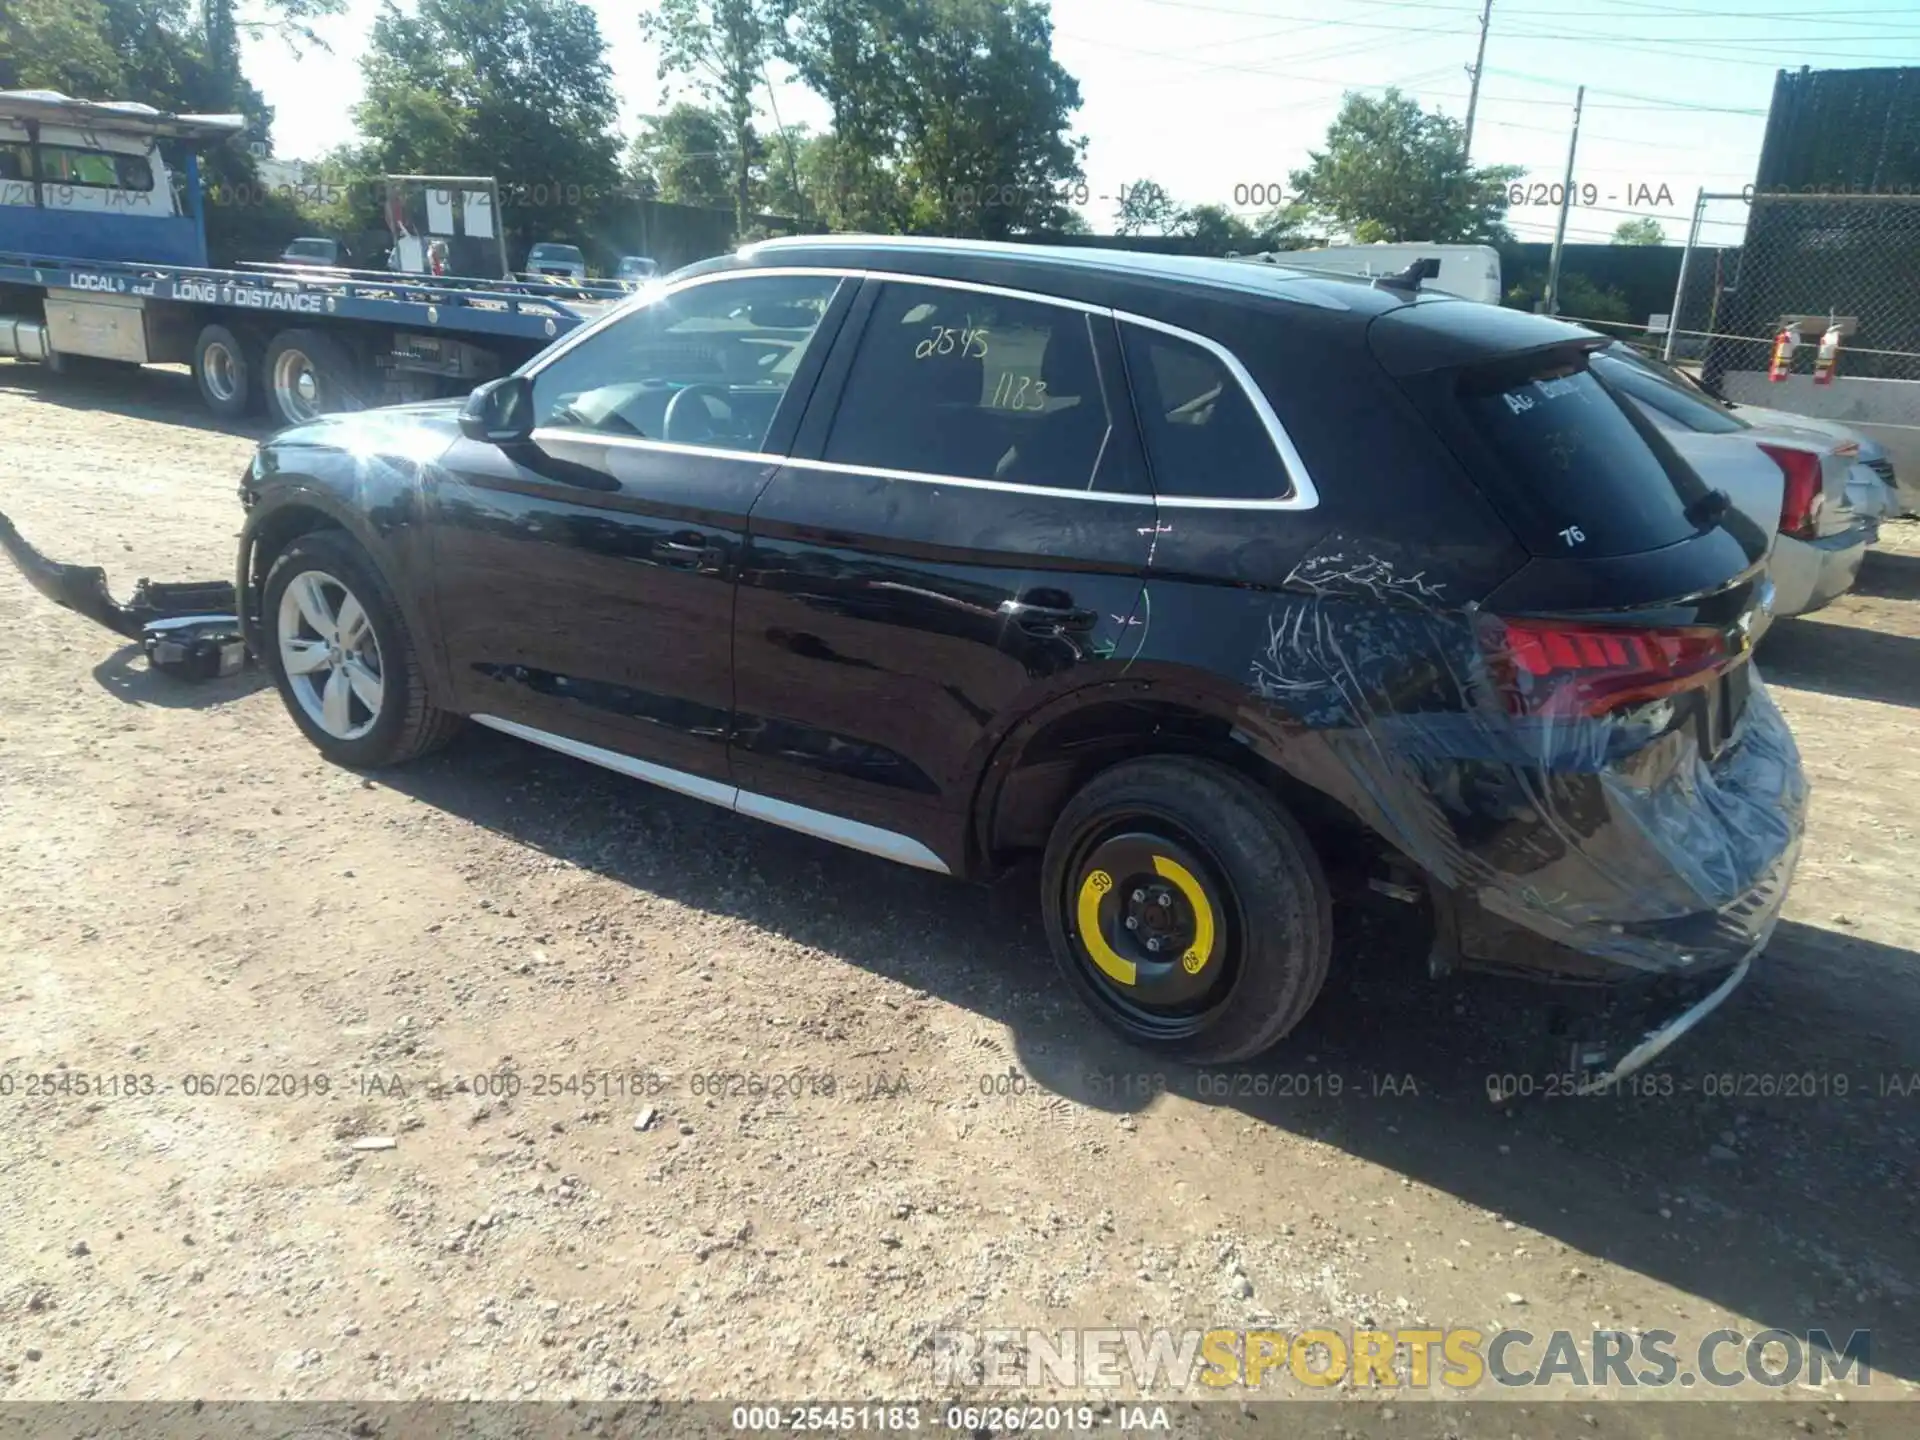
[1483,68,1768,113]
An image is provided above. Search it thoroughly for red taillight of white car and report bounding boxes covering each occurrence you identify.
[1481,615,1732,719]
[1758,442,1826,540]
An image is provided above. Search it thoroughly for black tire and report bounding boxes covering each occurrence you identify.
[1041,756,1332,1065]
[260,529,461,768]
[262,328,366,427]
[193,323,259,419]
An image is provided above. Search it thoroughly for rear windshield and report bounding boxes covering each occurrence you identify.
[1447,353,1709,558]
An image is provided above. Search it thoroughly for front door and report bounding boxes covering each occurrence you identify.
[430,269,854,788]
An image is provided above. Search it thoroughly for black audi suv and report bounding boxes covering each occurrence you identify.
[236,235,1805,1075]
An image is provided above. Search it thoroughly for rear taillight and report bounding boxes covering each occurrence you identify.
[1482,615,1731,718]
[1758,442,1824,539]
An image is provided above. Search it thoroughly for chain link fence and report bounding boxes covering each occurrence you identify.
[1662,190,1920,512]
[1666,189,1920,383]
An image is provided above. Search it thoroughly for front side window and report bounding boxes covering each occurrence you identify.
[1123,325,1290,501]
[530,272,843,452]
[822,282,1114,490]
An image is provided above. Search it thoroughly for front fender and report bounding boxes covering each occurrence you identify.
[238,460,450,704]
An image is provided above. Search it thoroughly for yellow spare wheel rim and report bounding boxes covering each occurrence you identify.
[1070,831,1228,1018]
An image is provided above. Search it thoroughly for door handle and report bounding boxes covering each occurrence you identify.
[998,599,1097,635]
[655,536,715,570]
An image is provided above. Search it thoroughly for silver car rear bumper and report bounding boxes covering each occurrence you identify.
[1768,522,1872,618]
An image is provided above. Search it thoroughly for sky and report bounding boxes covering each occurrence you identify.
[238,0,1920,250]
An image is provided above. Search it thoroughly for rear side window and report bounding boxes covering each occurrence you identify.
[823,282,1114,490]
[1450,357,1706,558]
[1122,325,1289,500]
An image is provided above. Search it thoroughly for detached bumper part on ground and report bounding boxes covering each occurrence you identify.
[0,508,246,680]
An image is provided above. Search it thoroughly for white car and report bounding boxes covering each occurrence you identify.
[525,242,587,282]
[1594,345,1892,619]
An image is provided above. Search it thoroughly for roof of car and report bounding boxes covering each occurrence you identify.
[711,233,1421,319]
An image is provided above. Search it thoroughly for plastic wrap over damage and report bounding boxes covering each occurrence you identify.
[1243,537,1806,977]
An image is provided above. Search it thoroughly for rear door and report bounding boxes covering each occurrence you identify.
[729,275,1154,872]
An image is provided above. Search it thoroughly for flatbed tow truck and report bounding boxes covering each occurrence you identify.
[0,89,626,426]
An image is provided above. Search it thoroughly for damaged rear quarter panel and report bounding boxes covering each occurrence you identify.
[1132,305,1803,977]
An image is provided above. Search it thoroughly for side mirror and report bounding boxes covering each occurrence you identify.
[460,374,534,445]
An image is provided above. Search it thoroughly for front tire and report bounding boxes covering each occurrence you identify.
[1041,756,1332,1064]
[260,530,460,767]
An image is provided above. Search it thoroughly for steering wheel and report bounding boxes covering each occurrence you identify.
[663,383,731,444]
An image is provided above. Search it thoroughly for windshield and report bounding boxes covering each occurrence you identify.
[1604,343,1734,409]
[284,239,333,258]
[617,257,656,277]
[530,245,583,263]
[1593,348,1750,435]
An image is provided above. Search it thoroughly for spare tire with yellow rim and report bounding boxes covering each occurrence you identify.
[1041,755,1332,1063]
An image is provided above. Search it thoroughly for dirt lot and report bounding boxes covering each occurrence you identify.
[2,361,1918,1425]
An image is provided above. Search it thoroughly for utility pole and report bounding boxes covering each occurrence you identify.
[1463,0,1494,164]
[1543,84,1585,317]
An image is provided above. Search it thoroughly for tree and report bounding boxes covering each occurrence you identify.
[787,0,1086,238]
[758,122,825,218]
[1290,88,1521,243]
[642,0,790,233]
[355,0,620,257]
[783,0,913,229]
[1,0,340,114]
[627,103,735,208]
[1176,203,1259,255]
[0,0,123,96]
[1113,179,1180,236]
[1249,200,1320,251]
[0,0,342,262]
[1504,269,1631,324]
[1611,216,1666,245]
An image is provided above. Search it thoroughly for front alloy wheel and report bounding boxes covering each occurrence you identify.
[277,569,385,739]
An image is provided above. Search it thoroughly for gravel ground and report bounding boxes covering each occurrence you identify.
[1,361,1918,1427]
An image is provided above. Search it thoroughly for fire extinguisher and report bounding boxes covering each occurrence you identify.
[1768,325,1796,382]
[1813,323,1842,386]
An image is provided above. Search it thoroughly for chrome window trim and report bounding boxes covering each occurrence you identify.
[777,454,1155,503]
[528,427,784,467]
[517,262,1321,512]
[473,714,951,874]
[1115,311,1319,510]
[853,267,1109,315]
